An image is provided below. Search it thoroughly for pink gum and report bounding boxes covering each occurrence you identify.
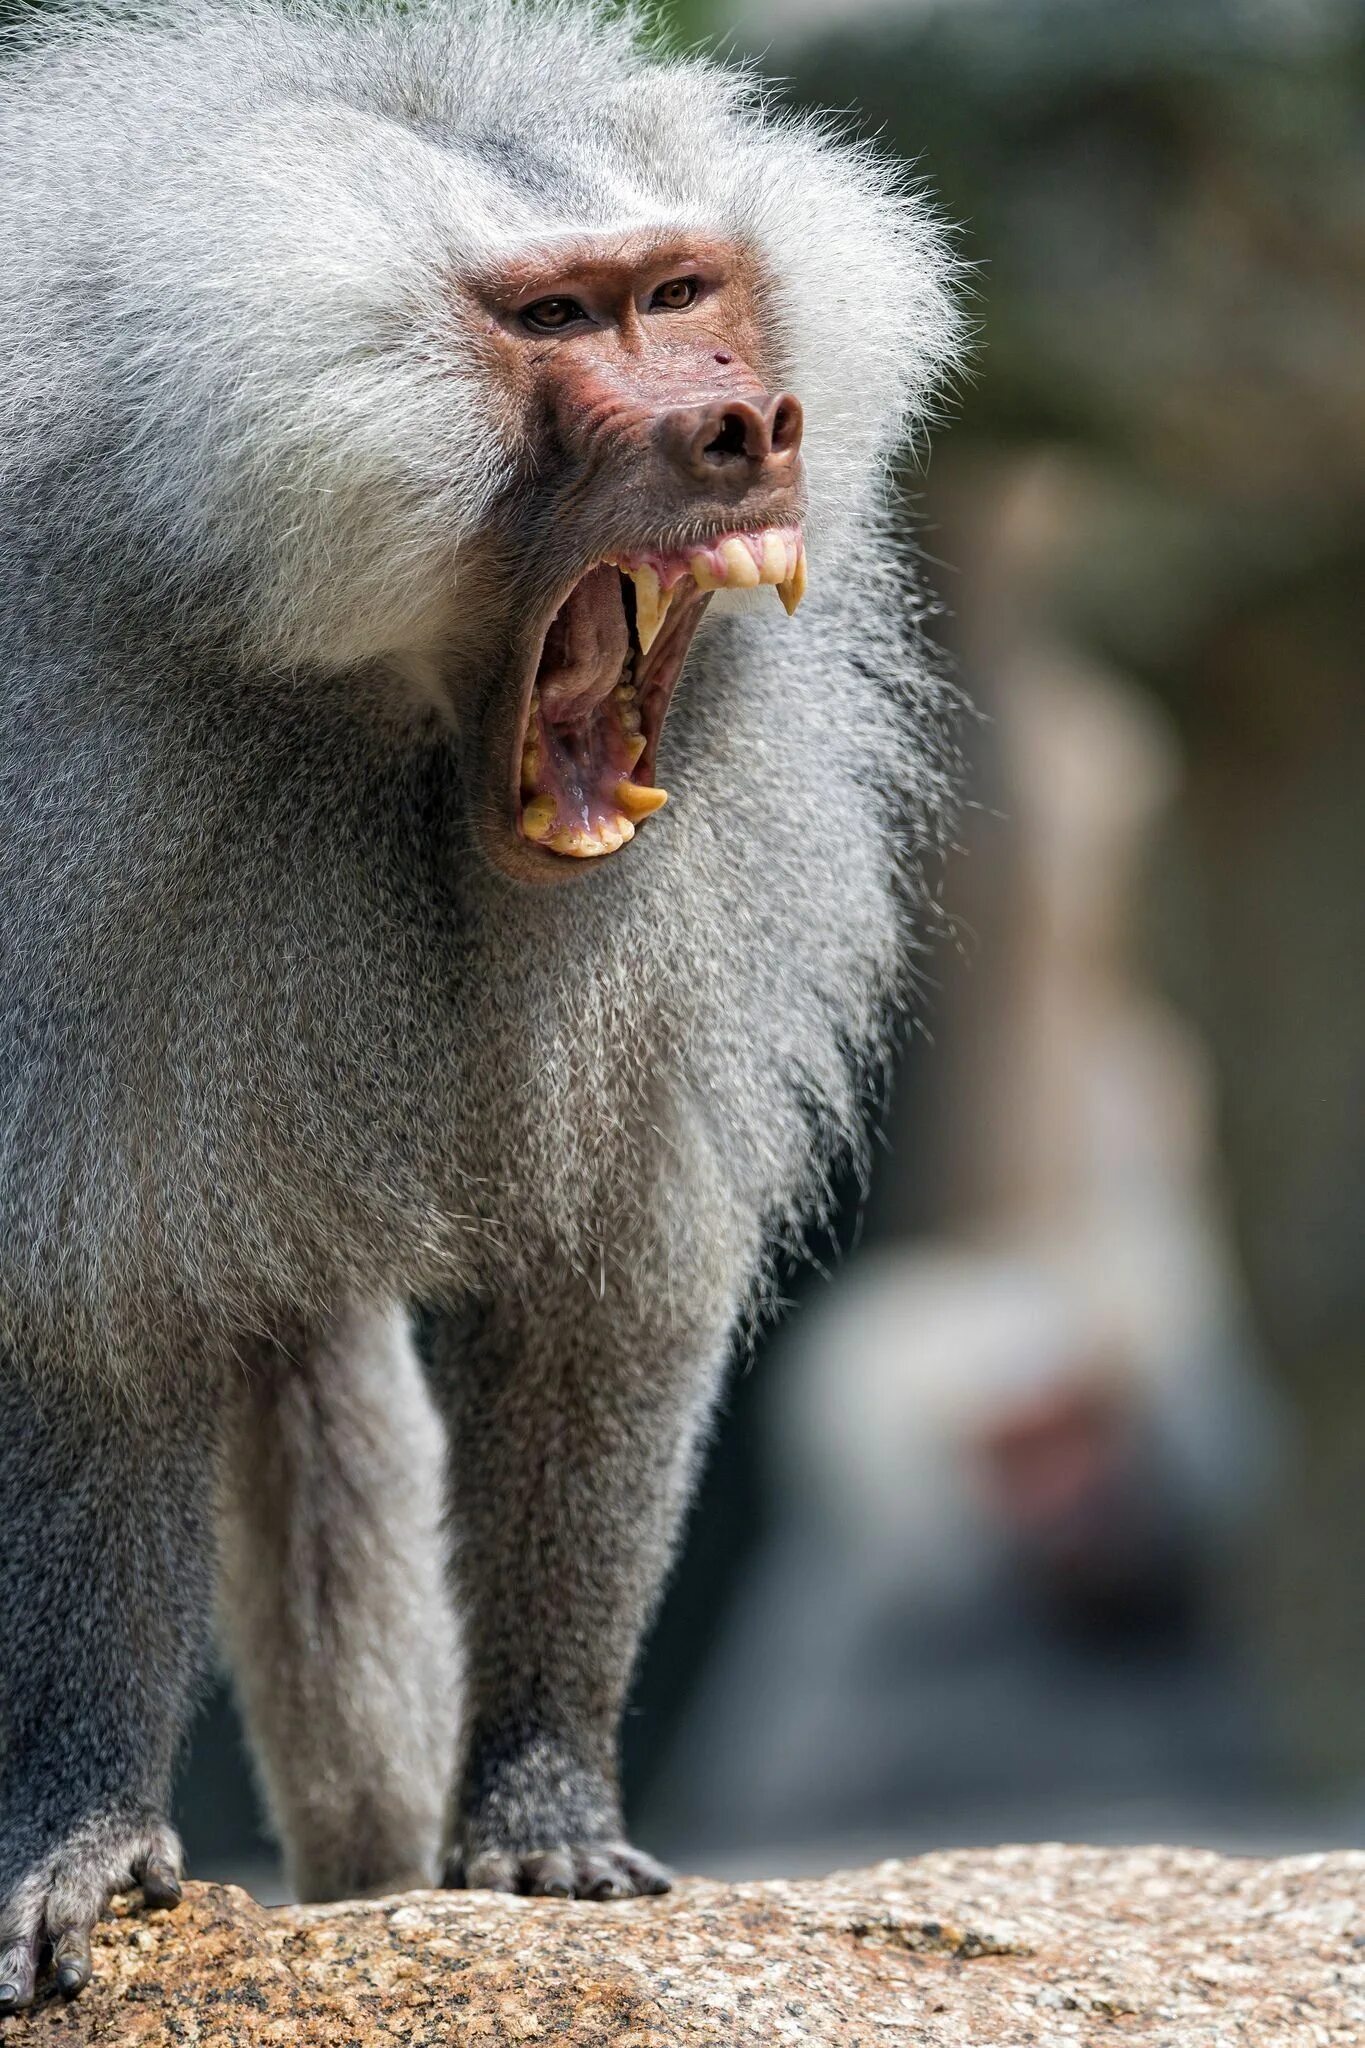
[615,524,802,591]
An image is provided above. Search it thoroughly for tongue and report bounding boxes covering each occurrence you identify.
[537,565,630,724]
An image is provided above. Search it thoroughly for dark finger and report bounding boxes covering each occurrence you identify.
[463,1850,520,1894]
[575,1850,628,1901]
[138,1858,183,1912]
[523,1849,574,1898]
[0,1937,39,2014]
[620,1848,673,1897]
[51,1922,93,2000]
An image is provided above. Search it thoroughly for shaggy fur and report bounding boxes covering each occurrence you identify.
[0,0,961,2001]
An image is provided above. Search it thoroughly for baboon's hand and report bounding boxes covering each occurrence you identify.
[447,1837,672,1901]
[0,1810,183,2012]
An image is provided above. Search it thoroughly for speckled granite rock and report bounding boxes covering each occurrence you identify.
[10,1846,1363,2044]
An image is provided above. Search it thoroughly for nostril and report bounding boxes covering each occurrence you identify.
[770,398,802,454]
[702,409,751,463]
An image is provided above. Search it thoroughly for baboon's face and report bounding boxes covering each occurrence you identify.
[463,231,806,883]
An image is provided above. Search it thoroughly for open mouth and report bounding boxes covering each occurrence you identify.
[517,525,806,859]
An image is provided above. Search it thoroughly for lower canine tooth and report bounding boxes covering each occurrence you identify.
[522,794,557,842]
[615,780,668,821]
[777,543,807,616]
[718,536,761,589]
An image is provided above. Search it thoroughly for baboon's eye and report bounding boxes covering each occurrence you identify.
[650,277,699,312]
[521,296,588,333]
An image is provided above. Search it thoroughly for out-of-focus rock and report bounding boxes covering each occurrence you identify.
[17,1847,1364,2044]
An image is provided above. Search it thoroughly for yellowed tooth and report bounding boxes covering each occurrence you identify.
[547,818,639,857]
[718,535,761,589]
[760,530,788,584]
[690,554,720,592]
[615,779,669,821]
[622,731,646,770]
[522,794,557,842]
[631,564,659,645]
[777,542,807,616]
[548,827,599,857]
[629,564,673,656]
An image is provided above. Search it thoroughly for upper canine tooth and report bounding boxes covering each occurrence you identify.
[718,536,761,589]
[760,531,788,584]
[629,565,672,655]
[615,779,668,821]
[777,542,807,616]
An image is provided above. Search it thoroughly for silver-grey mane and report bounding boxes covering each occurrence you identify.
[0,0,964,1377]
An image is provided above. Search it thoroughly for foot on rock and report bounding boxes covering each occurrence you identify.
[0,1811,183,2012]
[446,1839,672,1901]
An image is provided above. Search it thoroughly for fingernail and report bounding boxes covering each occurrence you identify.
[57,1962,87,1997]
[0,1983,20,2012]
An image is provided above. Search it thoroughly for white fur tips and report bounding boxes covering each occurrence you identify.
[0,0,959,666]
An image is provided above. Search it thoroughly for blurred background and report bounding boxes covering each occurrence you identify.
[621,0,1365,1879]
[12,0,1362,1890]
